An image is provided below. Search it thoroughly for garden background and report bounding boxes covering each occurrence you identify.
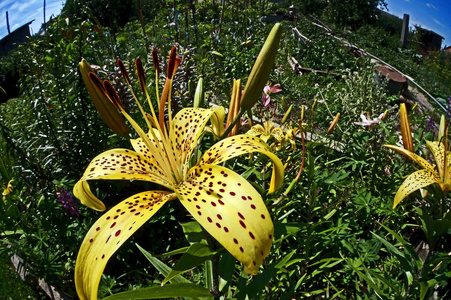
[1,0,451,299]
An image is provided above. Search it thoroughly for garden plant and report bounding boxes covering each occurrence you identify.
[1,0,450,299]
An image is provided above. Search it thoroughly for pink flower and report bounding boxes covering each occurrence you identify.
[261,84,282,106]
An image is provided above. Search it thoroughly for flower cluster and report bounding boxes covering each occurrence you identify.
[57,189,80,216]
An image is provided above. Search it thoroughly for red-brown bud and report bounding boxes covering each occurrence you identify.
[135,58,146,93]
[152,49,160,76]
[167,47,177,79]
[103,80,123,109]
[117,59,131,85]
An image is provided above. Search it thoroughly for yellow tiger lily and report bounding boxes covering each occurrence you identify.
[385,140,450,208]
[247,121,298,151]
[73,49,284,300]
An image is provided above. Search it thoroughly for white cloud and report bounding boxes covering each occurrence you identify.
[426,3,439,11]
[433,18,445,27]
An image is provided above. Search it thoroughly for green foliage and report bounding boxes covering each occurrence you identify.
[1,0,450,298]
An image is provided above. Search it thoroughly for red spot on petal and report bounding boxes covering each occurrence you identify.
[233,238,238,244]
[239,220,246,228]
[115,230,121,237]
[249,232,255,239]
[261,214,266,219]
[110,222,116,228]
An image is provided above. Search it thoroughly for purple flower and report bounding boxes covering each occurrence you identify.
[427,115,436,131]
[57,189,80,216]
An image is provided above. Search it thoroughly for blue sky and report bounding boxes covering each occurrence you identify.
[0,0,64,39]
[382,0,451,47]
[0,0,450,48]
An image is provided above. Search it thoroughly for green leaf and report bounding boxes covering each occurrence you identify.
[218,251,236,292]
[371,232,413,272]
[136,244,191,284]
[344,258,388,297]
[180,221,207,244]
[210,51,223,57]
[162,243,217,285]
[235,250,296,299]
[101,283,213,300]
[377,222,421,269]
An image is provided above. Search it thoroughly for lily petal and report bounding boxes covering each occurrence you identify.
[393,169,440,208]
[426,141,447,180]
[74,149,173,210]
[247,124,266,137]
[176,164,273,275]
[74,181,106,211]
[197,135,284,193]
[75,190,177,300]
[384,145,437,174]
[171,107,225,167]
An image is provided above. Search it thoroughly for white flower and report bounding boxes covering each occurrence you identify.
[354,112,385,127]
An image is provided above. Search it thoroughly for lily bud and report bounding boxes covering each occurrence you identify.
[240,23,282,110]
[327,113,340,134]
[79,59,129,137]
[193,77,205,108]
[438,114,446,144]
[226,79,242,136]
[281,104,293,125]
[399,103,413,152]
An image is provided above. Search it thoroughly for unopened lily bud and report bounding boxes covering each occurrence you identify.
[400,103,413,152]
[439,114,446,144]
[240,23,282,110]
[327,113,340,134]
[193,77,204,108]
[281,104,293,125]
[79,59,129,137]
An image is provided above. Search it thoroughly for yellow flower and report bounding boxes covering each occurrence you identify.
[2,179,13,200]
[385,140,450,208]
[73,50,284,299]
[247,121,298,151]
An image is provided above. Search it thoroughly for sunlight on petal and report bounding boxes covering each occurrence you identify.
[198,134,284,193]
[393,169,440,208]
[175,164,273,275]
[75,190,176,300]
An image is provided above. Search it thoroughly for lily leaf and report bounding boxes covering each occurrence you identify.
[162,243,218,285]
[101,283,213,300]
